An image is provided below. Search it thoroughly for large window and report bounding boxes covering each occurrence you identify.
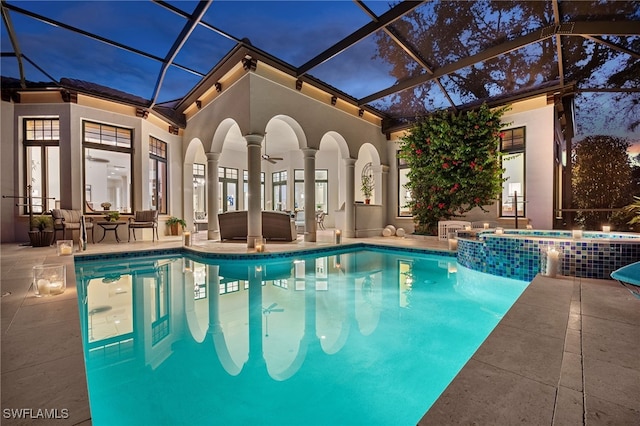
[149,137,167,214]
[243,170,265,210]
[193,163,206,217]
[397,152,411,217]
[500,127,526,217]
[272,171,287,211]
[293,169,328,212]
[83,121,133,213]
[218,167,238,213]
[23,118,60,213]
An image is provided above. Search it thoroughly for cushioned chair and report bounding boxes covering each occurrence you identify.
[128,210,159,242]
[51,209,94,243]
[610,261,640,298]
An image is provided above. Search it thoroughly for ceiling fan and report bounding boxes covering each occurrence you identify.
[261,133,283,164]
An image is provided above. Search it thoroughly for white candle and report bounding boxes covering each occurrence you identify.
[526,224,533,230]
[334,229,342,244]
[448,238,458,251]
[48,280,64,295]
[36,279,51,296]
[483,223,489,229]
[572,229,582,239]
[256,243,264,253]
[60,246,73,255]
[495,228,504,235]
[464,225,471,231]
[183,231,191,247]
[602,225,611,233]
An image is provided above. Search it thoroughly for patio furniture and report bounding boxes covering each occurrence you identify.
[218,210,297,242]
[128,210,159,242]
[611,261,640,297]
[97,220,127,243]
[294,210,305,233]
[316,211,326,230]
[51,209,94,243]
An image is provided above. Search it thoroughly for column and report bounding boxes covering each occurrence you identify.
[379,164,389,224]
[344,158,356,238]
[206,152,221,240]
[302,148,317,242]
[245,134,263,248]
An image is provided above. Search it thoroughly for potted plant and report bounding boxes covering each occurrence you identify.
[361,174,373,204]
[105,211,120,222]
[166,216,186,236]
[100,202,112,211]
[29,215,54,247]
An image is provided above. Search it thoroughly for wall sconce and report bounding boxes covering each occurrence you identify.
[214,82,222,92]
[169,126,179,135]
[61,90,77,103]
[195,100,202,109]
[358,108,364,117]
[331,96,337,106]
[136,108,149,119]
[296,79,303,91]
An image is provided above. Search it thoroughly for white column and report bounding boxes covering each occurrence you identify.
[206,152,221,240]
[246,134,263,248]
[378,164,389,224]
[344,158,356,238]
[302,148,317,242]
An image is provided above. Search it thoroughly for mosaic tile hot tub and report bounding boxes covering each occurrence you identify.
[457,230,640,281]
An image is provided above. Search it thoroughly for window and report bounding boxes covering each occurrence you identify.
[218,167,238,213]
[500,127,526,217]
[243,170,265,210]
[83,121,133,213]
[150,265,170,345]
[193,163,206,217]
[149,137,167,214]
[293,169,328,212]
[23,118,60,213]
[397,152,411,217]
[272,170,287,211]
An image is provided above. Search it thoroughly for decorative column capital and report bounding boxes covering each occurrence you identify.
[301,147,318,158]
[244,133,264,147]
[206,152,221,162]
[344,157,356,167]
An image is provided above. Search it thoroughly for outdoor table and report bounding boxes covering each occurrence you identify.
[96,221,127,243]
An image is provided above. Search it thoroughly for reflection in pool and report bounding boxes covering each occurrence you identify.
[75,248,528,426]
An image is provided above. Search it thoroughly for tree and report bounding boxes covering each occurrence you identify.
[374,1,639,127]
[572,135,634,229]
[399,103,507,234]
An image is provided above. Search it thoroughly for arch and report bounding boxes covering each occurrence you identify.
[183,138,207,231]
[183,265,208,343]
[211,118,244,153]
[355,143,382,204]
[265,115,307,152]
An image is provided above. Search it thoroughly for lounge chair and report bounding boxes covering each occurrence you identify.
[610,261,640,298]
[128,210,159,242]
[51,209,94,243]
[218,210,297,242]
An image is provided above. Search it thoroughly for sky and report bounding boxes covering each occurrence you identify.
[1,0,638,149]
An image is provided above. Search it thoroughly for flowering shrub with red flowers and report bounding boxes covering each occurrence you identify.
[399,103,509,234]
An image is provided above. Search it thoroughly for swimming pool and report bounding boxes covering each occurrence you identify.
[74,247,528,425]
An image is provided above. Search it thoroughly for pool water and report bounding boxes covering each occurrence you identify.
[75,248,528,426]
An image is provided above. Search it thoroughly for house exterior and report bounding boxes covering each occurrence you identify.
[1,49,564,245]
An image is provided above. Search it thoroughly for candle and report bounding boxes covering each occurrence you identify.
[483,223,489,229]
[48,280,65,295]
[546,248,560,278]
[60,246,72,255]
[602,225,611,233]
[464,225,471,231]
[36,279,51,296]
[183,231,191,247]
[334,229,342,244]
[448,238,458,251]
[255,237,265,253]
[572,229,582,239]
[495,228,504,235]
[526,224,533,230]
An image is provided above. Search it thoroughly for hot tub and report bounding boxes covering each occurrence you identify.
[456,229,640,281]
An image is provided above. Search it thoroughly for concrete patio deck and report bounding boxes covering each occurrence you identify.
[1,231,638,425]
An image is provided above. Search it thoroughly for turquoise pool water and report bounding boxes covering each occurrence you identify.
[75,247,528,426]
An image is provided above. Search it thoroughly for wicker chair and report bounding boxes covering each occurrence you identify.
[128,210,159,242]
[51,209,94,243]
